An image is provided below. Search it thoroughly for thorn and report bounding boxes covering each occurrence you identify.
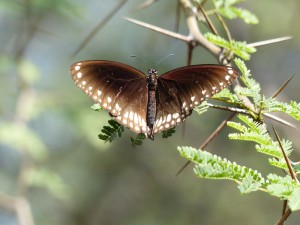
[123,17,190,42]
[272,126,299,183]
[133,0,158,11]
[264,113,300,130]
[248,36,292,48]
[271,75,295,98]
[72,0,128,56]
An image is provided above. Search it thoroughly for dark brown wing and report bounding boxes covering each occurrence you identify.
[153,65,238,133]
[70,60,150,134]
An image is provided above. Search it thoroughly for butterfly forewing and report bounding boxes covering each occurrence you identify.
[70,60,149,134]
[153,65,238,133]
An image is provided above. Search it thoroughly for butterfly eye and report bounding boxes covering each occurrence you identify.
[70,60,238,140]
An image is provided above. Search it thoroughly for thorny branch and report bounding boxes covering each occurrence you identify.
[126,2,296,223]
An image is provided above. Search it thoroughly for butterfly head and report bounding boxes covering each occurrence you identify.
[147,68,158,88]
[147,68,157,76]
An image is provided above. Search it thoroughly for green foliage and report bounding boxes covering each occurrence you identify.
[91,103,103,111]
[0,122,47,160]
[212,0,259,24]
[193,101,209,115]
[131,133,146,147]
[228,114,293,169]
[178,59,300,212]
[205,33,256,60]
[179,147,300,210]
[27,168,70,200]
[178,146,264,193]
[162,127,176,138]
[18,59,40,85]
[289,188,300,211]
[98,119,124,143]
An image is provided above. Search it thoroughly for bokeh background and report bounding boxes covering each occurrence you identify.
[1,1,300,224]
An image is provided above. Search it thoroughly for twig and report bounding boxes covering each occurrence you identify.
[275,208,292,225]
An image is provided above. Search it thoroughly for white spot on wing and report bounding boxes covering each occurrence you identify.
[135,126,140,132]
[167,114,171,122]
[124,111,129,118]
[225,75,230,81]
[129,111,134,121]
[134,113,139,125]
[173,113,179,119]
[75,65,80,71]
[77,72,82,78]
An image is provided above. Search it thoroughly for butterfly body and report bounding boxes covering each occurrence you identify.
[70,60,238,140]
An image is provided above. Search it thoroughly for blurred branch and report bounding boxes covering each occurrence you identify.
[73,0,128,56]
[15,198,35,225]
[0,193,16,211]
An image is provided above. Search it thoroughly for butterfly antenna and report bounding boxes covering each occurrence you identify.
[155,54,175,66]
[130,55,151,68]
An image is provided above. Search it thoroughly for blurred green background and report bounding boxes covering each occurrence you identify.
[1,0,300,224]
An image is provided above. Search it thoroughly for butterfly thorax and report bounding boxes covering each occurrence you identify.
[146,68,158,139]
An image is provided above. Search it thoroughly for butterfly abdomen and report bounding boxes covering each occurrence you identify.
[146,70,158,139]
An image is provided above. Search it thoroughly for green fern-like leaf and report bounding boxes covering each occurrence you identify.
[228,114,294,169]
[234,58,262,105]
[193,101,209,115]
[266,100,300,121]
[238,174,262,194]
[213,0,259,24]
[91,103,103,111]
[98,119,124,143]
[266,174,298,199]
[288,187,300,211]
[162,127,176,138]
[178,146,265,186]
[268,158,288,170]
[130,133,146,147]
[205,33,256,60]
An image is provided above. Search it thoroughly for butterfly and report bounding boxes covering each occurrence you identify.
[70,60,238,140]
